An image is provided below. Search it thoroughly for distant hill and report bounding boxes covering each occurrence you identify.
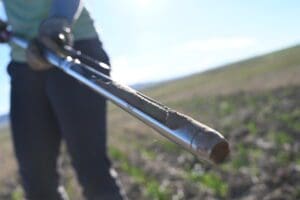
[0,114,9,128]
[144,44,300,102]
[131,81,159,90]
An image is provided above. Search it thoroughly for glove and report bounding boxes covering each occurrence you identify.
[0,19,10,43]
[26,17,73,71]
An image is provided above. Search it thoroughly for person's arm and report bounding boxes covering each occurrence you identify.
[49,0,83,24]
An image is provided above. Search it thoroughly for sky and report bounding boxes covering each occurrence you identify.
[0,0,300,115]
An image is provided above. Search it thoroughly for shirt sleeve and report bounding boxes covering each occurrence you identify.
[49,0,83,24]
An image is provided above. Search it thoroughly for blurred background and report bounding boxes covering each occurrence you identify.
[0,0,299,199]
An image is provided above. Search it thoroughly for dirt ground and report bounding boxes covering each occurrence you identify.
[108,85,300,200]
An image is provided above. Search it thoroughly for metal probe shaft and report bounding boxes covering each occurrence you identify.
[10,36,230,164]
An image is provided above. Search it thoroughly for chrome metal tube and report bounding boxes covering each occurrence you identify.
[10,36,229,164]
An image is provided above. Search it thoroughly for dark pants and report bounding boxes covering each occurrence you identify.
[8,38,124,200]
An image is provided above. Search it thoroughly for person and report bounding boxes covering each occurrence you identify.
[0,0,125,199]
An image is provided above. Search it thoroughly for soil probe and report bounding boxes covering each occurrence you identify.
[10,35,230,164]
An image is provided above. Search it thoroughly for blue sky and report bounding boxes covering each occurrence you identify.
[0,0,300,114]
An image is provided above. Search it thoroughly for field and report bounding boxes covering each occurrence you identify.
[0,45,300,199]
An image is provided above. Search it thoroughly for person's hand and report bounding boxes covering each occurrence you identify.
[0,19,10,43]
[26,17,73,70]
